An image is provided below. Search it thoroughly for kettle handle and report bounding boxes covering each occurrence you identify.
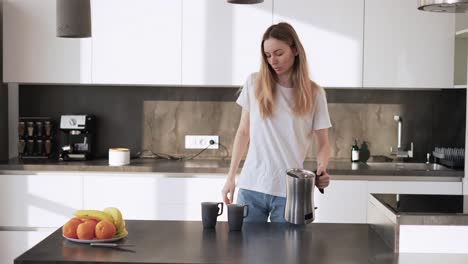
[314,170,325,194]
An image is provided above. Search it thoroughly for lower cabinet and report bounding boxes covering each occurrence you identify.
[83,174,228,221]
[0,172,462,229]
[0,230,54,264]
[313,180,368,223]
[0,173,83,227]
[367,180,462,195]
[313,179,462,224]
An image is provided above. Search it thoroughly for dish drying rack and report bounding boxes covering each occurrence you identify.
[432,147,465,169]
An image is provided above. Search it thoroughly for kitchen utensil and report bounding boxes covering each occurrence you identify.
[35,121,43,136]
[109,148,130,166]
[90,243,135,248]
[59,114,96,161]
[18,121,25,137]
[26,121,34,137]
[285,168,322,225]
[44,120,52,136]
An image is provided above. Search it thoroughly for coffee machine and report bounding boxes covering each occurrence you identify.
[59,115,95,161]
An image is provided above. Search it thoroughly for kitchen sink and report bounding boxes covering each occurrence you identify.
[364,162,452,171]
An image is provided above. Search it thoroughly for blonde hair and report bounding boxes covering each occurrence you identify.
[255,22,318,118]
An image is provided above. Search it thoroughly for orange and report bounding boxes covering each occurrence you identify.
[70,217,82,223]
[76,221,95,240]
[95,220,116,240]
[84,219,98,229]
[62,218,82,239]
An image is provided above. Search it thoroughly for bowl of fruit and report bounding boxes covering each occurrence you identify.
[62,207,128,243]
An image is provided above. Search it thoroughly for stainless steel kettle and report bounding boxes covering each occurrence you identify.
[284,168,323,225]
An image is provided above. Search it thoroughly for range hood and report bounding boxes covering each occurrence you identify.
[418,0,468,13]
[227,0,264,4]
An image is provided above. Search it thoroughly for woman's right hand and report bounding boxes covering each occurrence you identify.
[222,177,236,205]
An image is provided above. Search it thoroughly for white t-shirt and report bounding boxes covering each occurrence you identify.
[236,73,332,197]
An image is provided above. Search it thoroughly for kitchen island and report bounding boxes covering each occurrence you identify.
[15,220,397,264]
[368,193,468,254]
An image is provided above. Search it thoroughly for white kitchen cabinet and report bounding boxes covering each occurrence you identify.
[273,0,364,87]
[456,13,468,33]
[314,178,462,224]
[313,180,368,223]
[91,0,182,85]
[3,0,92,84]
[0,230,54,264]
[0,173,83,227]
[363,0,454,88]
[83,174,227,221]
[182,0,272,86]
[368,180,462,195]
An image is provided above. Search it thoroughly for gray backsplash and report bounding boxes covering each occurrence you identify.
[19,85,466,162]
[0,85,7,161]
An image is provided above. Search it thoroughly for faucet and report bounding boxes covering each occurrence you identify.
[391,115,413,158]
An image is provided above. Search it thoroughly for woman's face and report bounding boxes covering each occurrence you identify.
[263,37,296,76]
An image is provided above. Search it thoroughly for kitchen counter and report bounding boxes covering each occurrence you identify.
[14,220,399,264]
[371,193,468,220]
[0,159,463,180]
[368,193,468,253]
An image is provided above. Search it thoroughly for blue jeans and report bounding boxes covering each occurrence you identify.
[236,188,287,223]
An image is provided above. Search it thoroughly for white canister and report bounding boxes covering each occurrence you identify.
[108,148,130,166]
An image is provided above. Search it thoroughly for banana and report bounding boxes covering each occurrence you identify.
[73,210,114,223]
[103,207,125,233]
[115,227,128,238]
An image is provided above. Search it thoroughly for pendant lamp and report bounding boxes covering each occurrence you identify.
[227,0,264,4]
[418,0,468,13]
[56,0,92,38]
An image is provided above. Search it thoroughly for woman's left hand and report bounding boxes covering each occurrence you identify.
[315,165,330,189]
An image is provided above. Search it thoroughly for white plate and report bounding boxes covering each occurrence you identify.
[63,233,127,244]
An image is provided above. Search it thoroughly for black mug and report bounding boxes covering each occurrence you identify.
[228,204,249,231]
[201,202,223,229]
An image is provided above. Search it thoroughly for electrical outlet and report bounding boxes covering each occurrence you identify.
[185,135,219,149]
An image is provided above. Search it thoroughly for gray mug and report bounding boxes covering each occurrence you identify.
[228,204,249,231]
[201,202,223,229]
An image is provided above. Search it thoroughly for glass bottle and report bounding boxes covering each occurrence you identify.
[351,139,360,162]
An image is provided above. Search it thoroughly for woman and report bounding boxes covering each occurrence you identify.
[221,22,332,223]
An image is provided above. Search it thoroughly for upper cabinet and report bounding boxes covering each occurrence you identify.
[2,0,457,88]
[182,0,272,86]
[3,0,92,84]
[363,0,455,89]
[273,0,364,88]
[91,0,182,85]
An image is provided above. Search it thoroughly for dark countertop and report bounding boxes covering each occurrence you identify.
[0,158,463,179]
[15,220,398,264]
[373,193,468,215]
